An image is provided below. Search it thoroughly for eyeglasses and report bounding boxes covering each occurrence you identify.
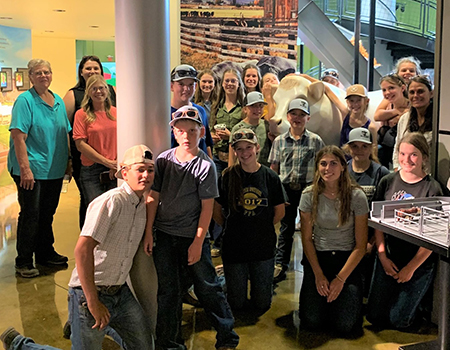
[91,86,106,92]
[32,70,52,77]
[171,69,198,81]
[171,108,201,122]
[232,131,256,143]
[224,78,238,85]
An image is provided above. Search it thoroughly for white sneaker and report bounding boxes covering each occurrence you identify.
[274,264,283,278]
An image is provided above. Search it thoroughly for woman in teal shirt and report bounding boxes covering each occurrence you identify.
[8,59,71,278]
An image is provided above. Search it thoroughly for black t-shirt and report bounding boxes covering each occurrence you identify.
[216,165,286,263]
[373,172,443,268]
[348,160,390,205]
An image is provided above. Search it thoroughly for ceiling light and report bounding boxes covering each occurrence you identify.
[53,9,66,12]
[89,25,99,29]
[45,30,54,33]
[0,17,13,20]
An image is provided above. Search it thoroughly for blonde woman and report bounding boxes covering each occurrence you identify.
[73,75,117,206]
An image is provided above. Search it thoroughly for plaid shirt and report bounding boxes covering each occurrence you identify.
[268,129,325,185]
[69,182,146,287]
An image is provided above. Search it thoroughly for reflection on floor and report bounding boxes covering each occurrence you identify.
[0,180,438,350]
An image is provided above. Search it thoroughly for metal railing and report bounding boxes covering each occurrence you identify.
[313,0,436,40]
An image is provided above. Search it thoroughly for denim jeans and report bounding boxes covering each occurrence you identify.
[275,183,306,270]
[367,256,436,329]
[68,285,154,350]
[12,176,63,267]
[70,142,87,229]
[153,230,239,350]
[9,335,61,350]
[223,258,274,312]
[299,251,363,334]
[79,163,117,207]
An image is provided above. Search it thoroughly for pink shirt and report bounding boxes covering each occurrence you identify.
[73,107,117,166]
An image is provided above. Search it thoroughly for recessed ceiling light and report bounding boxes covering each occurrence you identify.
[89,25,99,29]
[45,30,54,33]
[0,17,13,20]
[53,9,66,12]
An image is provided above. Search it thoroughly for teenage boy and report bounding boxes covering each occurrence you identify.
[144,105,239,350]
[268,98,325,282]
[68,145,155,350]
[171,64,213,158]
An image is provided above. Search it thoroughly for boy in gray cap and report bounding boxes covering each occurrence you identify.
[269,98,325,282]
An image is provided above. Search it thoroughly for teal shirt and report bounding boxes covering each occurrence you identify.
[8,88,71,180]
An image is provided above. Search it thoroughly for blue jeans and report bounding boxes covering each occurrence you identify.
[153,230,239,350]
[223,258,274,312]
[79,163,116,207]
[275,184,306,271]
[12,176,63,267]
[9,335,60,350]
[68,285,153,350]
[213,156,228,177]
[367,256,436,329]
[299,251,363,334]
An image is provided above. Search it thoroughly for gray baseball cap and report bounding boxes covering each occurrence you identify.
[287,98,310,115]
[347,127,372,144]
[171,64,198,82]
[245,91,267,106]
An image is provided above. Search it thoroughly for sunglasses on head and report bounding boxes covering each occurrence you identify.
[172,109,199,120]
[233,131,255,142]
[323,70,339,78]
[172,69,198,80]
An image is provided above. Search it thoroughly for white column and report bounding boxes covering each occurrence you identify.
[115,0,172,337]
[115,0,171,158]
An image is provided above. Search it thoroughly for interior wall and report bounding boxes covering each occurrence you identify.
[31,34,76,97]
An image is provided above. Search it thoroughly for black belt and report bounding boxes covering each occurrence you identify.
[73,284,124,296]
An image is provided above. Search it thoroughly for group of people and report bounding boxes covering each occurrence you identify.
[2,54,442,350]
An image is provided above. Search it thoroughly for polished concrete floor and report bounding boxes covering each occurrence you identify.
[0,176,439,349]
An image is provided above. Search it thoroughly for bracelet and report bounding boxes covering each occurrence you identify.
[335,274,345,283]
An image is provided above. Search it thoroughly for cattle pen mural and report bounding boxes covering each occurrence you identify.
[180,0,298,71]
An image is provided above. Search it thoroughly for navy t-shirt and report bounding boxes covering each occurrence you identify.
[170,103,213,154]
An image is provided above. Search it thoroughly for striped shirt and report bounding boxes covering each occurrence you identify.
[69,182,146,287]
[268,129,325,185]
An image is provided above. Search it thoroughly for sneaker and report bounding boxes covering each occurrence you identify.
[215,264,224,277]
[274,264,283,278]
[36,252,68,266]
[211,248,221,258]
[15,265,39,278]
[1,327,20,349]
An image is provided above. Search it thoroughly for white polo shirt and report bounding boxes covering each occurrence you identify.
[69,182,146,287]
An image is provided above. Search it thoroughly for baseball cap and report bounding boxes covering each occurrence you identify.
[287,98,310,115]
[169,105,203,127]
[346,84,368,99]
[245,91,267,106]
[321,68,339,81]
[171,64,198,82]
[231,129,258,147]
[347,127,372,144]
[116,144,154,179]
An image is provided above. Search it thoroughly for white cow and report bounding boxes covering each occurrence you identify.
[269,75,384,146]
